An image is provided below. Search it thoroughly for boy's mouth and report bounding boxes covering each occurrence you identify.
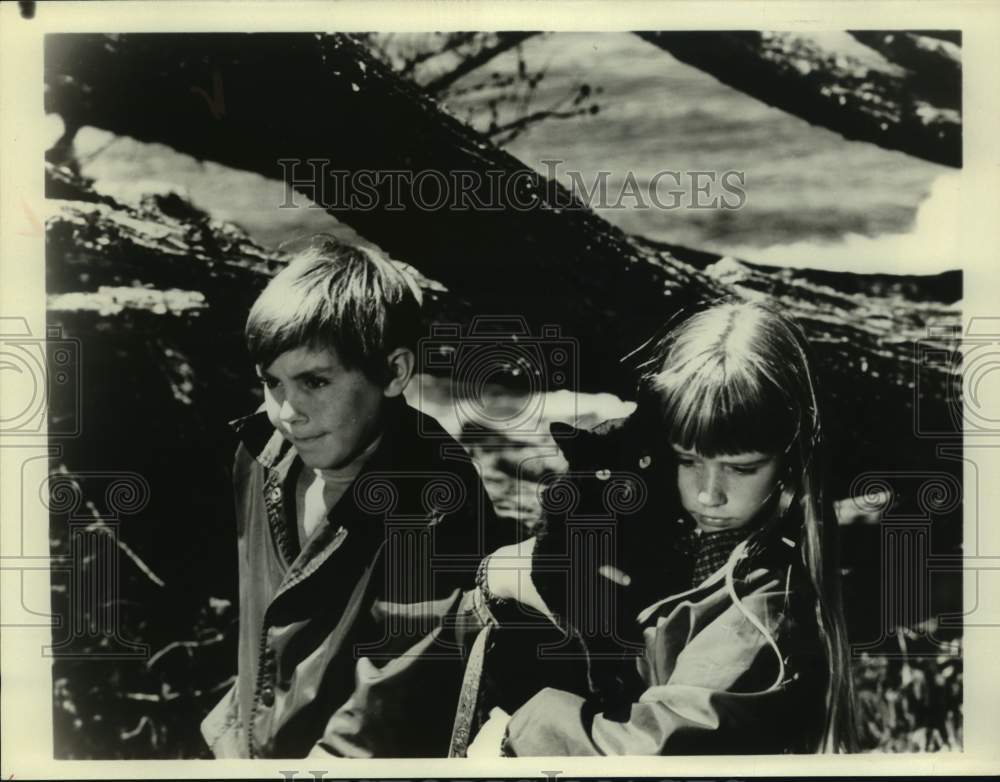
[289,432,326,445]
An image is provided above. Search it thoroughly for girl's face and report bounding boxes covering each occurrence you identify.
[672,444,782,532]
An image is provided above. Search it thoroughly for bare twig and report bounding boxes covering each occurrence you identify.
[123,691,178,702]
[120,715,152,740]
[423,32,539,94]
[490,107,590,142]
[146,634,225,669]
[84,520,166,588]
[400,32,478,77]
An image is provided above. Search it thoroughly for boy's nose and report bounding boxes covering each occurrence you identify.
[279,398,306,424]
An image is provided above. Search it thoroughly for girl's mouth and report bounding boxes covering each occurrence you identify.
[696,514,732,526]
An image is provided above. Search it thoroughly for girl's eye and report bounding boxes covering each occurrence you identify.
[677,458,695,468]
[729,465,757,476]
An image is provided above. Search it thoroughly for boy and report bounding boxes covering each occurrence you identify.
[201,240,498,758]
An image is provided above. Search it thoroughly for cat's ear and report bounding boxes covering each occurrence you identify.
[549,421,579,441]
[550,421,584,460]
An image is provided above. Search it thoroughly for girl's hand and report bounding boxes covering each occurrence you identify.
[466,707,511,757]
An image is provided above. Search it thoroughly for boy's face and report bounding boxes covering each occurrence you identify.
[672,445,782,532]
[258,345,387,470]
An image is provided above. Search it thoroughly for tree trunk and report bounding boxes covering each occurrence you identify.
[847,30,961,111]
[636,31,961,168]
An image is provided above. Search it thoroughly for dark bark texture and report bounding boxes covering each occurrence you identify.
[637,31,961,167]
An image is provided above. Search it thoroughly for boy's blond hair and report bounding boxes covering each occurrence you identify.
[246,239,423,383]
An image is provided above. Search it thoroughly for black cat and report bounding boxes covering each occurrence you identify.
[529,412,683,706]
[483,410,807,720]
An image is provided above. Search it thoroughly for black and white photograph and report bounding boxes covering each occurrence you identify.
[1,1,998,778]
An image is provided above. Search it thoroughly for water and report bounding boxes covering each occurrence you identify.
[448,32,954,274]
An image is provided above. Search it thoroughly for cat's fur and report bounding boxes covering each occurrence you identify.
[530,412,683,704]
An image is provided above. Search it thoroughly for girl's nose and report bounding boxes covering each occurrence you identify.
[697,469,726,507]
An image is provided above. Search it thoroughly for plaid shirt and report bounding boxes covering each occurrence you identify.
[672,522,751,588]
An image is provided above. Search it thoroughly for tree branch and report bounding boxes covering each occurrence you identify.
[636,31,960,167]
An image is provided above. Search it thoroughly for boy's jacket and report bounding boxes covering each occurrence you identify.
[200,398,498,758]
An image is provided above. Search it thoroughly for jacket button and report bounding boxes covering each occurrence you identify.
[260,687,275,707]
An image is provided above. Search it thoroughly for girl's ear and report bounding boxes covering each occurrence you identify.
[774,461,800,523]
[382,348,415,398]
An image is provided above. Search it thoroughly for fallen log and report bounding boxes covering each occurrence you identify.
[45,162,462,321]
[43,32,723,396]
[636,31,961,167]
[44,33,961,496]
[847,31,960,111]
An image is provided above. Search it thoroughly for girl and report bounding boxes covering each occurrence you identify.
[464,299,858,755]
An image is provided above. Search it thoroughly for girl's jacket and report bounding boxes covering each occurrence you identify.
[199,398,499,758]
[492,561,829,756]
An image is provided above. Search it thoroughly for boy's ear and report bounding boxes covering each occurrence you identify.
[382,348,415,398]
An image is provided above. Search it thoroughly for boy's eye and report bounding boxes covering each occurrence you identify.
[302,375,330,390]
[259,375,280,390]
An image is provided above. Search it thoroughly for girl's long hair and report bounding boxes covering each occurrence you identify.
[636,299,858,752]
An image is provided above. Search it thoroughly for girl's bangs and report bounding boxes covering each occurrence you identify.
[661,367,797,457]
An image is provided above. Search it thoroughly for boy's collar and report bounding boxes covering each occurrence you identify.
[228,404,287,469]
